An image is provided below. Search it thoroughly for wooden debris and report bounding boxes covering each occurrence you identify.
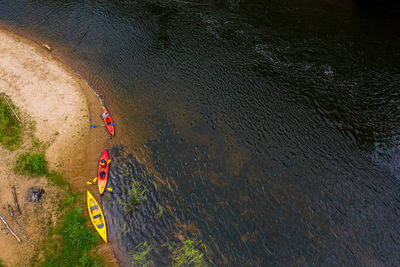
[12,186,22,215]
[0,215,21,242]
[42,43,51,51]
[8,205,14,217]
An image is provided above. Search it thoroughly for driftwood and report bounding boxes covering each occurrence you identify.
[1,94,21,123]
[8,205,14,217]
[42,43,51,51]
[0,215,21,242]
[12,186,22,215]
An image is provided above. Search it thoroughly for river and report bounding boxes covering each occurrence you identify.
[1,0,399,265]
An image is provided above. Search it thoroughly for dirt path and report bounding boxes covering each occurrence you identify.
[0,29,117,266]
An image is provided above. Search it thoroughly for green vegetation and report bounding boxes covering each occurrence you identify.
[15,152,47,176]
[46,171,67,187]
[38,207,102,267]
[30,174,103,267]
[131,241,153,267]
[157,204,164,217]
[164,237,208,267]
[118,180,148,215]
[128,180,148,206]
[30,170,104,266]
[0,95,23,150]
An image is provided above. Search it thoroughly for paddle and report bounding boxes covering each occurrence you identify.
[91,123,115,128]
[86,177,98,185]
[87,177,112,192]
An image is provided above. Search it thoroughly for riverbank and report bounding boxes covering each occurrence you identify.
[0,29,117,265]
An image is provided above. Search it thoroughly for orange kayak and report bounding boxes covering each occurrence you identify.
[98,149,110,194]
[102,107,115,136]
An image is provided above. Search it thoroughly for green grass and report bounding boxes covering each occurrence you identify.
[0,96,23,150]
[131,241,153,267]
[15,152,47,176]
[164,237,208,267]
[39,207,102,267]
[29,170,104,267]
[46,171,67,187]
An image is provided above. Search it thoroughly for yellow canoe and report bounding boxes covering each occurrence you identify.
[87,190,107,243]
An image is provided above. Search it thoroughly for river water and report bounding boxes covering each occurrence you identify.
[1,0,400,266]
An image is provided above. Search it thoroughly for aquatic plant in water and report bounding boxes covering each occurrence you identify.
[130,241,153,267]
[117,180,148,215]
[164,237,208,267]
[157,204,164,217]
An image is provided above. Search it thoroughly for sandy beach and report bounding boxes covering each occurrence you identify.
[0,28,116,265]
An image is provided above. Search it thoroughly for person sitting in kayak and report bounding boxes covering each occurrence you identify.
[100,159,107,168]
[101,112,109,119]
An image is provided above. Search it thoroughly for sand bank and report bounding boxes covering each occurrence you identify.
[0,29,116,265]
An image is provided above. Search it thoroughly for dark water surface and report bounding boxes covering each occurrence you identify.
[1,0,400,265]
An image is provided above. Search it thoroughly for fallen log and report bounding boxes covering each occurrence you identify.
[0,215,21,242]
[12,186,22,215]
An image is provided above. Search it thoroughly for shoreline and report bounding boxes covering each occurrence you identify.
[0,28,118,265]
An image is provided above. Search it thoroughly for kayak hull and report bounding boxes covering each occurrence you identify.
[98,149,110,194]
[87,190,107,243]
[102,107,115,136]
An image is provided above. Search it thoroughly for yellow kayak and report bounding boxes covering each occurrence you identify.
[87,190,107,243]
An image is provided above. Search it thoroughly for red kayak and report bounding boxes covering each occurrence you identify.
[97,149,110,194]
[102,107,115,136]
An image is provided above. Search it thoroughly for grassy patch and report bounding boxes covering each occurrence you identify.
[0,95,23,150]
[131,241,153,267]
[15,152,47,176]
[46,171,67,187]
[164,237,208,267]
[31,186,103,267]
[39,207,102,267]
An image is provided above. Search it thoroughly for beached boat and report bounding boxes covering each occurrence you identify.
[102,107,115,136]
[87,190,107,243]
[98,149,110,194]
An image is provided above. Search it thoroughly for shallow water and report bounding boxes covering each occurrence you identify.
[1,0,399,265]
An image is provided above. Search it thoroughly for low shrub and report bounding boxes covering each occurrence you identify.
[15,152,47,176]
